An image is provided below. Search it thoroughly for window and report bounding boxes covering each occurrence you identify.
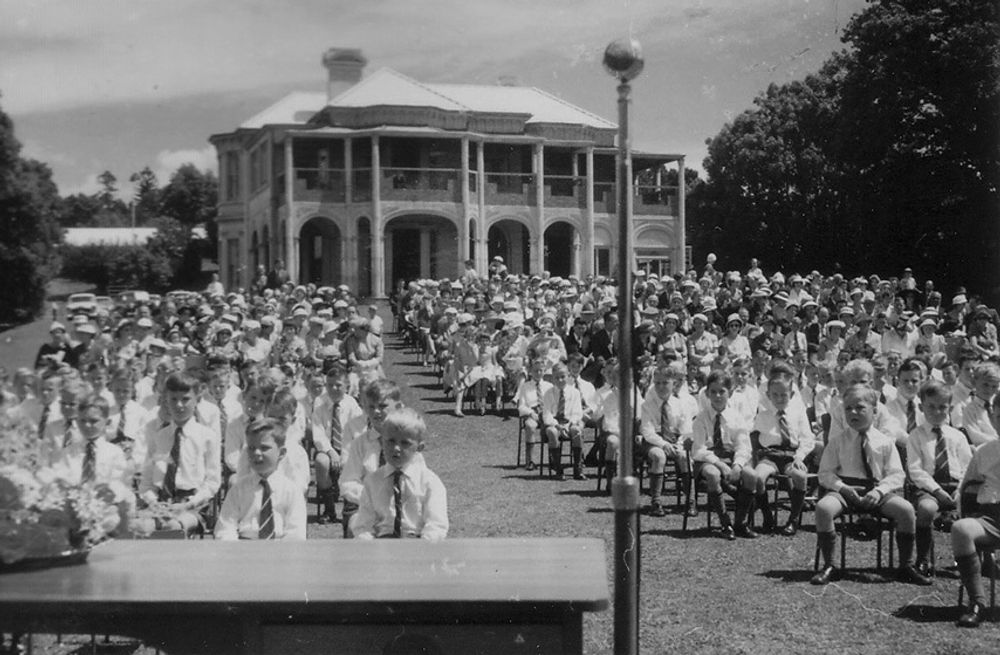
[249,143,268,192]
[224,152,240,201]
[226,238,240,288]
[594,247,610,277]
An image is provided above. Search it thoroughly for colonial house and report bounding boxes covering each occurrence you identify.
[210,48,685,297]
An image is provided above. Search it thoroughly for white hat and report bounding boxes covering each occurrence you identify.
[827,320,846,330]
[136,317,154,328]
[50,321,66,333]
[77,323,97,335]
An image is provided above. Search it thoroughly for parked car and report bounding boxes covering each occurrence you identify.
[117,290,151,307]
[66,293,98,317]
[95,296,114,313]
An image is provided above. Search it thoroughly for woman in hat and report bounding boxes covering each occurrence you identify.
[344,317,385,391]
[465,329,504,415]
[687,313,718,378]
[719,313,750,361]
[965,308,998,359]
[915,317,946,356]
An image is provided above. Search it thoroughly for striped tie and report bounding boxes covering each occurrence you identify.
[38,404,49,440]
[258,478,275,540]
[556,389,566,422]
[82,440,96,483]
[63,420,74,448]
[712,412,723,451]
[859,430,874,481]
[906,399,917,434]
[162,427,183,500]
[330,402,342,450]
[778,410,791,449]
[392,469,404,538]
[116,411,127,442]
[932,427,951,484]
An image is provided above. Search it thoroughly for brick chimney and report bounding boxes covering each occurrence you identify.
[322,48,367,103]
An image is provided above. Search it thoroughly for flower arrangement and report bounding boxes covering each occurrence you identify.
[0,415,132,568]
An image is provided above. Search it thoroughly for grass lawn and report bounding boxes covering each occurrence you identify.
[3,308,997,654]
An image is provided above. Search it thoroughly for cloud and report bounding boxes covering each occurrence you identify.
[152,146,217,184]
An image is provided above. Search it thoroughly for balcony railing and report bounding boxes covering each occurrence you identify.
[286,167,677,215]
[594,182,677,216]
[484,172,536,206]
[294,168,346,203]
[381,167,462,203]
[352,169,372,202]
[543,175,586,209]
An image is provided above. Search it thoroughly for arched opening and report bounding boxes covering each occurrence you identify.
[487,219,530,275]
[543,221,578,277]
[384,214,459,291]
[468,219,477,263]
[251,231,259,273]
[262,226,271,269]
[357,216,372,298]
[634,226,674,277]
[299,217,342,286]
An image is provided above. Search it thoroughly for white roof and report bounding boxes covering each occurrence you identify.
[426,82,616,129]
[63,228,159,247]
[241,91,328,129]
[242,68,617,132]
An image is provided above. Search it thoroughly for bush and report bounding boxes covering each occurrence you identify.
[0,244,46,324]
[60,244,175,293]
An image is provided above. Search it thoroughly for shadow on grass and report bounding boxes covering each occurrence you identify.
[893,603,965,624]
[645,526,720,540]
[556,489,609,499]
[761,568,896,584]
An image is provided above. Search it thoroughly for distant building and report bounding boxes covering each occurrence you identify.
[210,47,685,297]
[63,227,159,247]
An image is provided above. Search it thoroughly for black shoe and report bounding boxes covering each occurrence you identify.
[957,602,986,628]
[898,564,933,586]
[574,471,588,481]
[317,513,332,525]
[915,559,933,578]
[684,506,699,518]
[722,525,736,541]
[734,525,758,539]
[552,470,566,481]
[526,462,537,471]
[781,522,798,537]
[648,502,667,517]
[810,565,837,585]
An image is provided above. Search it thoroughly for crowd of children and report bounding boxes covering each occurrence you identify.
[4,258,1000,628]
[396,258,1000,628]
[3,281,449,547]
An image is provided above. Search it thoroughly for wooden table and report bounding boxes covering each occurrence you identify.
[0,538,609,654]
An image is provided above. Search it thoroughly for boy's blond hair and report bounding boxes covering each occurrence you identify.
[382,407,427,443]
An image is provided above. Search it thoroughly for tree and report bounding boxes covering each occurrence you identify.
[0,98,62,322]
[690,0,1000,300]
[129,166,160,225]
[160,164,218,226]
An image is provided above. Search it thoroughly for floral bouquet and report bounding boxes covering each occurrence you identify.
[0,415,132,569]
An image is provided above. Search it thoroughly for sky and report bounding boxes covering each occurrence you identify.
[1,0,868,198]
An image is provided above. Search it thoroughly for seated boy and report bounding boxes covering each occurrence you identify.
[961,361,1000,446]
[541,362,586,481]
[882,358,928,449]
[515,358,552,471]
[215,417,306,540]
[691,369,757,539]
[137,371,222,534]
[350,407,448,541]
[341,379,404,538]
[951,432,1000,627]
[751,364,815,535]
[811,384,930,586]
[906,379,972,575]
[42,377,87,465]
[566,352,599,427]
[638,364,694,517]
[50,394,131,489]
[312,364,366,523]
[235,388,310,495]
[107,367,149,483]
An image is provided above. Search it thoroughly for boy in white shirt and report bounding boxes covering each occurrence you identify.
[515,358,551,472]
[311,364,366,523]
[541,362,585,481]
[351,407,448,541]
[215,417,306,540]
